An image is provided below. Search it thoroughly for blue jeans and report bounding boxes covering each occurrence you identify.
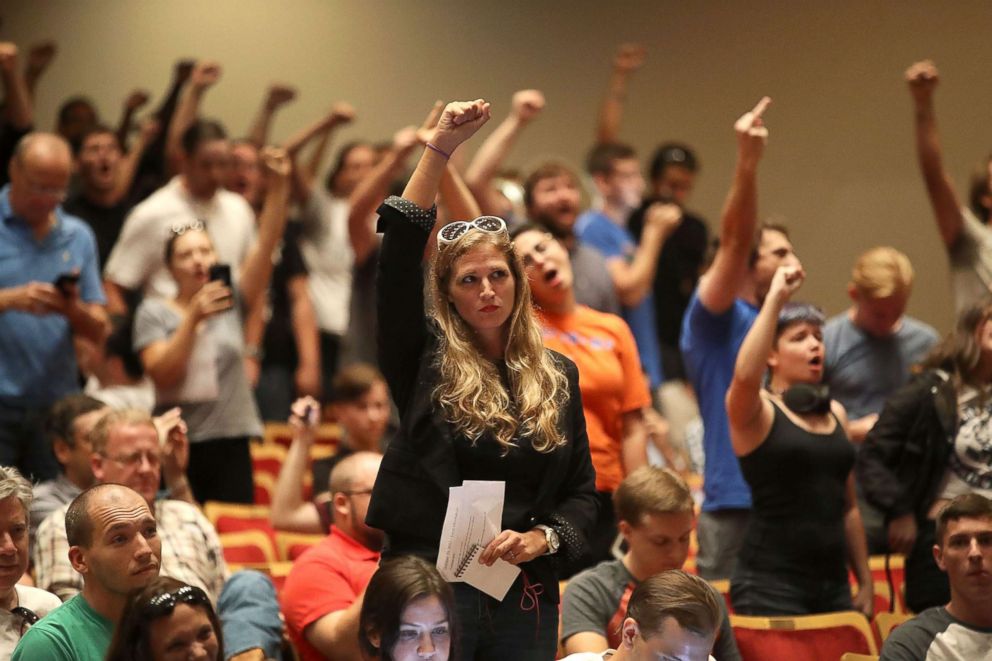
[0,401,61,482]
[218,570,284,659]
[452,573,558,661]
[731,567,853,616]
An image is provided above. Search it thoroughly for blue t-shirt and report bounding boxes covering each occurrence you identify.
[680,291,758,511]
[0,185,105,406]
[575,210,663,388]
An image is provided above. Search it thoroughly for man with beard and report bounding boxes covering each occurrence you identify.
[281,451,384,661]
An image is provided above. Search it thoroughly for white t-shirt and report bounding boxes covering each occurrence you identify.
[104,177,255,299]
[298,187,354,335]
[0,584,62,656]
[948,207,992,314]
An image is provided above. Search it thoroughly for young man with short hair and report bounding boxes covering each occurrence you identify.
[562,466,739,659]
[562,569,722,661]
[880,494,992,660]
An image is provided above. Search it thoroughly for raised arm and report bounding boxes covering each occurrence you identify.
[112,117,159,203]
[606,201,682,306]
[283,103,354,203]
[697,97,771,314]
[23,41,56,100]
[595,43,646,145]
[271,397,323,533]
[165,60,221,174]
[464,90,544,216]
[238,147,292,309]
[905,60,965,248]
[116,89,150,151]
[0,43,32,129]
[246,83,297,148]
[725,264,803,454]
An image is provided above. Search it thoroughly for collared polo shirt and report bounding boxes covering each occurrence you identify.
[0,185,104,406]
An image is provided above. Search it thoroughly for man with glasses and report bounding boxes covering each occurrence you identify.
[281,451,383,661]
[0,132,109,481]
[32,408,285,659]
[14,482,160,661]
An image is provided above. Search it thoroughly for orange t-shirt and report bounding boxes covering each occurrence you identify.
[540,306,651,492]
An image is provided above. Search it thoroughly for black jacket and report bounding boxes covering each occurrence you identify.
[857,369,956,522]
[366,198,599,598]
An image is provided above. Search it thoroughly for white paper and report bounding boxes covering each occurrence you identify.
[436,480,520,601]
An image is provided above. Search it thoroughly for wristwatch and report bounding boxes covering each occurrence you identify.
[535,524,560,555]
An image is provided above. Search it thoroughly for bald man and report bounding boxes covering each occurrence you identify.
[281,451,383,661]
[14,483,161,661]
[0,132,109,481]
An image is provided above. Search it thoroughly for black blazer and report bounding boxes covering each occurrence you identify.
[366,198,599,597]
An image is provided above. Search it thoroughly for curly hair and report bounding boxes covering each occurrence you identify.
[429,227,568,454]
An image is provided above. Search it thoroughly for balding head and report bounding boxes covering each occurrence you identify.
[8,132,72,226]
[66,483,146,548]
[329,451,383,550]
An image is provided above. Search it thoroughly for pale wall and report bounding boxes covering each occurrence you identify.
[5,0,992,332]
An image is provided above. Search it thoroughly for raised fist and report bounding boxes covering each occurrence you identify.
[124,89,151,112]
[266,83,297,109]
[613,43,646,74]
[645,202,683,233]
[430,99,492,155]
[261,146,291,178]
[511,89,545,124]
[392,126,419,153]
[26,41,57,75]
[768,264,805,303]
[0,43,17,74]
[190,61,222,90]
[905,60,939,105]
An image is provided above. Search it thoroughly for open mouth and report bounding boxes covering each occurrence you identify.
[544,268,558,283]
[809,356,823,366]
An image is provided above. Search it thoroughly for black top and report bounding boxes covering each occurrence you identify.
[628,200,708,381]
[262,222,309,367]
[366,196,599,602]
[63,193,132,270]
[738,401,855,581]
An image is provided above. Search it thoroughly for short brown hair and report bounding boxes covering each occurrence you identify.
[627,569,721,638]
[748,222,791,269]
[851,246,914,298]
[613,466,694,525]
[523,161,579,211]
[89,409,156,455]
[329,363,385,404]
[936,493,992,546]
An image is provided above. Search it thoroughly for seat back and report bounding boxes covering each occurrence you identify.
[219,530,278,565]
[731,611,878,661]
[839,654,879,661]
[873,612,913,644]
[275,531,325,561]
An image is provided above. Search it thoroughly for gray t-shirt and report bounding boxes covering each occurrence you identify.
[133,297,262,441]
[571,244,621,316]
[823,313,939,420]
[561,559,739,661]
[881,606,992,660]
[948,207,992,314]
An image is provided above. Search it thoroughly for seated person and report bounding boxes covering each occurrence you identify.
[281,451,383,661]
[271,365,390,533]
[30,394,106,548]
[105,577,223,661]
[0,466,61,656]
[358,555,458,661]
[561,569,722,661]
[14,484,162,661]
[880,494,992,661]
[562,466,738,660]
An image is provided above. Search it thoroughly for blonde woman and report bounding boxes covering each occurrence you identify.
[366,100,597,660]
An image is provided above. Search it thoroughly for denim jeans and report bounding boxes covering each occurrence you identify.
[218,570,284,659]
[452,573,558,661]
[0,401,61,482]
[731,566,853,616]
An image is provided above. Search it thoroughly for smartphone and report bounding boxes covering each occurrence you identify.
[208,263,232,288]
[53,272,80,296]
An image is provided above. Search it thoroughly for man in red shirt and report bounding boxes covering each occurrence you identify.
[280,451,383,661]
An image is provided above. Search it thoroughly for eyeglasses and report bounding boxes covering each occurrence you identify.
[143,585,210,618]
[343,488,373,497]
[24,180,68,201]
[437,216,507,247]
[101,450,161,468]
[11,606,39,637]
[170,220,206,236]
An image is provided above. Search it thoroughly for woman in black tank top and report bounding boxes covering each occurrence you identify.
[724,265,873,616]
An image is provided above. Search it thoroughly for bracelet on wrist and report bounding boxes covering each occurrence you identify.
[425,142,452,160]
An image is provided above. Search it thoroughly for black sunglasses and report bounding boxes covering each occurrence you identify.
[142,585,210,618]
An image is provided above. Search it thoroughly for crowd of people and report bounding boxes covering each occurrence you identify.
[0,35,991,661]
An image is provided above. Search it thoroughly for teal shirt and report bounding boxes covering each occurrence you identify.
[13,594,114,661]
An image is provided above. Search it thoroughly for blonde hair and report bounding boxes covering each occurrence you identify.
[90,408,155,454]
[613,466,694,524]
[429,228,568,454]
[851,246,914,298]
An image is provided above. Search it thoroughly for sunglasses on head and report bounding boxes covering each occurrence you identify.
[170,220,206,236]
[11,606,38,636]
[142,585,210,618]
[437,216,507,247]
